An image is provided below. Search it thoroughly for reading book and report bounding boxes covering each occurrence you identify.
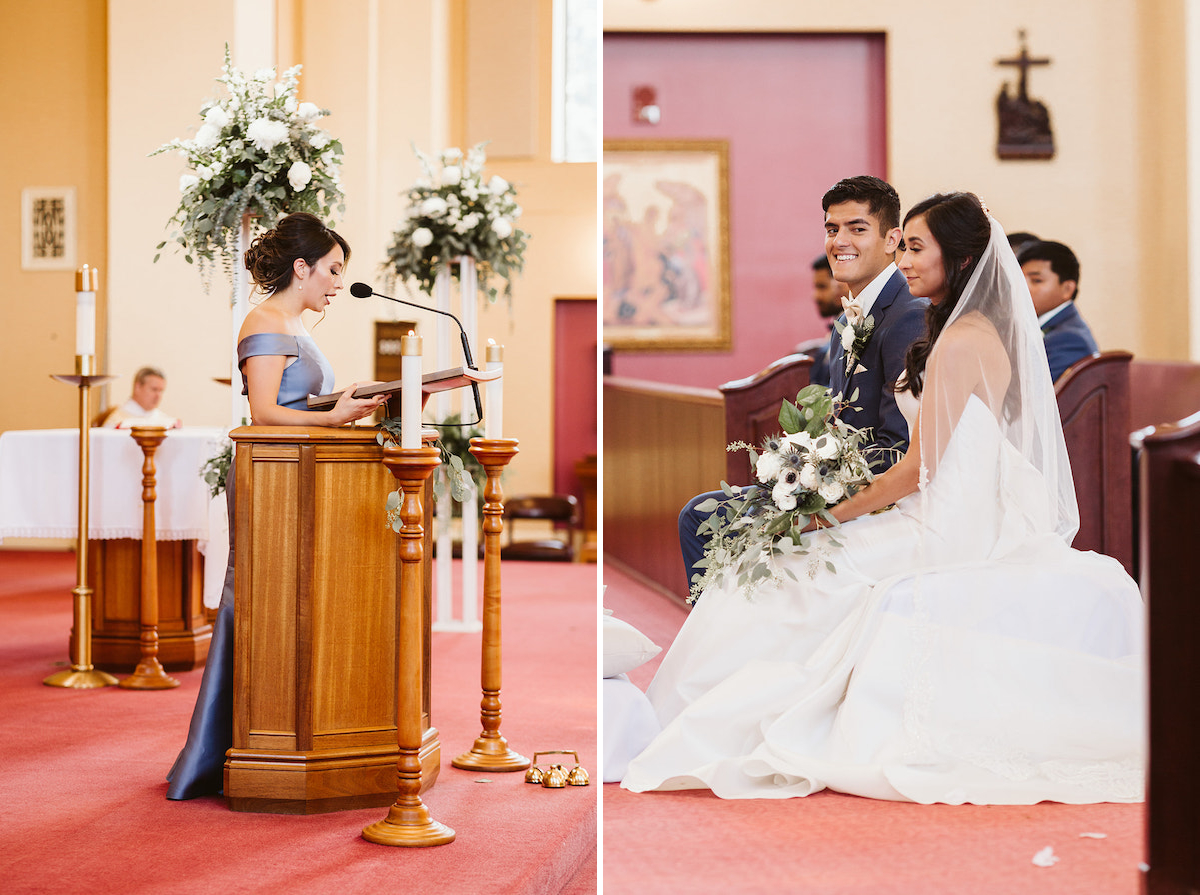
[305,366,500,411]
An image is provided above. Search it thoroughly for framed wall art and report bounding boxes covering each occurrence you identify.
[21,187,77,271]
[603,139,730,351]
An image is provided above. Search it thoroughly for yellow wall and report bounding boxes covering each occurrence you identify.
[0,1,108,433]
[605,0,1190,361]
[1,0,595,502]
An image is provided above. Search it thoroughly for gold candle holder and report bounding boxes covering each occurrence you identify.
[119,426,180,690]
[363,444,454,847]
[451,437,530,772]
[45,361,116,689]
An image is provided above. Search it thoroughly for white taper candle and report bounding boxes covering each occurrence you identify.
[485,340,503,439]
[401,331,422,449]
[75,264,98,358]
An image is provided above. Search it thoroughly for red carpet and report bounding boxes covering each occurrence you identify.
[602,559,1145,895]
[0,550,597,895]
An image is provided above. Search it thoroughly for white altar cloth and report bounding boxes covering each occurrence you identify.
[0,427,228,607]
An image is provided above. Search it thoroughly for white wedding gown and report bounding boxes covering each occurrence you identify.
[622,394,1145,804]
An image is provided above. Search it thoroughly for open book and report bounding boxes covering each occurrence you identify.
[305,366,500,411]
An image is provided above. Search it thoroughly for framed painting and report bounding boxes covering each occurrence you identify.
[603,139,730,351]
[21,187,76,271]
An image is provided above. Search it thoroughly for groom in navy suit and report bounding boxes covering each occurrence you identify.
[1017,240,1099,382]
[677,175,928,594]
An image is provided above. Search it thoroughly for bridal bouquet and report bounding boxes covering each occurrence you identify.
[383,144,528,304]
[150,45,345,287]
[689,385,883,602]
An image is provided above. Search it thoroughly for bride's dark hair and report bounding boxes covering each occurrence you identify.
[898,192,990,396]
[243,212,350,295]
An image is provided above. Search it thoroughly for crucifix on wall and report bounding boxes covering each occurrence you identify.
[996,30,1054,160]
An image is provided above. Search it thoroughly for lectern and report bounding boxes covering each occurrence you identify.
[223,425,437,814]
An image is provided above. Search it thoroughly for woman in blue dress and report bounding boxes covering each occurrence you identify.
[167,213,385,799]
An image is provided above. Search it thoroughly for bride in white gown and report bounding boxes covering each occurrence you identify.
[621,193,1145,805]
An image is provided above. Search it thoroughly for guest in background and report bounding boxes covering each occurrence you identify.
[103,366,181,429]
[1006,230,1040,255]
[166,213,384,801]
[1018,239,1099,382]
[794,254,849,386]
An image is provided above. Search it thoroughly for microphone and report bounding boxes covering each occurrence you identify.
[350,282,483,424]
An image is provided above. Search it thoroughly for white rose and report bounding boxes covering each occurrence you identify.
[197,164,215,181]
[488,175,509,194]
[491,218,513,239]
[411,227,434,248]
[784,431,814,451]
[819,480,846,503]
[193,123,221,150]
[800,463,820,491]
[772,479,799,511]
[203,106,230,129]
[441,165,462,186]
[309,131,331,150]
[841,325,856,352]
[296,102,322,121]
[755,451,784,483]
[247,117,289,152]
[287,160,313,191]
[179,173,200,193]
[421,197,449,218]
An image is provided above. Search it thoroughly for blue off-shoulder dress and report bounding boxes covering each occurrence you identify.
[166,333,334,800]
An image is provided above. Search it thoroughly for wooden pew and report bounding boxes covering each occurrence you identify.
[1054,351,1133,575]
[1138,411,1200,895]
[603,376,725,600]
[719,354,813,487]
[1129,359,1200,431]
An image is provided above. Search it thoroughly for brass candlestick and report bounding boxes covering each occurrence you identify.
[452,437,530,772]
[45,355,117,689]
[119,426,180,690]
[363,444,454,848]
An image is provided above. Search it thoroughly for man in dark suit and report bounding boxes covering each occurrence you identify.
[1017,240,1098,382]
[677,175,928,595]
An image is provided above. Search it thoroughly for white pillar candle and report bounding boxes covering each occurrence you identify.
[401,331,422,449]
[485,340,503,439]
[75,264,98,358]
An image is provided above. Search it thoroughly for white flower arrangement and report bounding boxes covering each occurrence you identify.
[383,144,528,303]
[688,385,891,602]
[150,45,345,289]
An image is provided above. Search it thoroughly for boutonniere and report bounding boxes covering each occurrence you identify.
[835,296,875,377]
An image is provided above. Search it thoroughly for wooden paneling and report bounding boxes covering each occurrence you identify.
[225,426,438,814]
[603,377,725,599]
[89,538,210,671]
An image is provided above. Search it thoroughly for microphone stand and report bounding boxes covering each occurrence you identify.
[351,283,483,424]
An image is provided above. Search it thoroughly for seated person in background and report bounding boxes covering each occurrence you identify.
[103,366,181,428]
[1007,230,1040,255]
[794,254,849,386]
[1018,240,1099,382]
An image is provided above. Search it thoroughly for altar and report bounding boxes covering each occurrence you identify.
[0,426,226,670]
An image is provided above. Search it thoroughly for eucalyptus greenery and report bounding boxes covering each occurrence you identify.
[200,436,233,498]
[150,44,346,290]
[376,417,478,533]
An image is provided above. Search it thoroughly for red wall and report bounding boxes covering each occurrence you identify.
[555,298,598,499]
[604,32,887,388]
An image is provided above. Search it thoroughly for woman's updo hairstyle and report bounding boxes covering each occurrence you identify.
[898,192,990,396]
[243,212,350,295]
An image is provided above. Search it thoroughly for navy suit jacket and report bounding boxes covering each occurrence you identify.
[827,269,928,468]
[1042,301,1099,382]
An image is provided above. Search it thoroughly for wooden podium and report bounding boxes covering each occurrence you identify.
[223,425,438,814]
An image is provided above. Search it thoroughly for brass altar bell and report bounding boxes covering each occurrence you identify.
[526,751,589,788]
